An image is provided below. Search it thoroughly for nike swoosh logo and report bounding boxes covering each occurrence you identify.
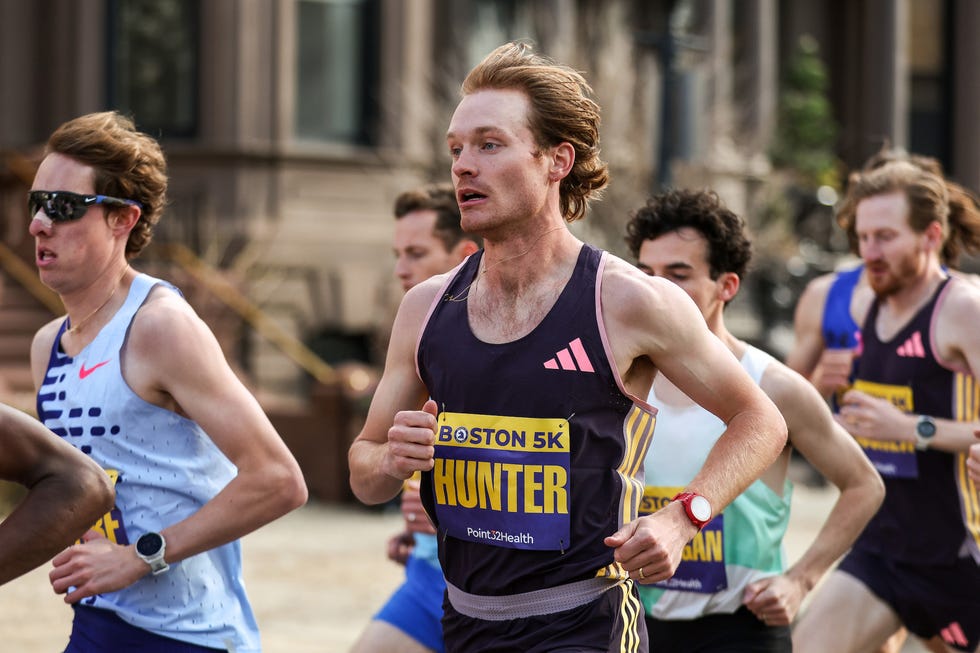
[79,360,111,379]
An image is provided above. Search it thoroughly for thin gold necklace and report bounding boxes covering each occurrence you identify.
[66,268,129,336]
[444,225,566,302]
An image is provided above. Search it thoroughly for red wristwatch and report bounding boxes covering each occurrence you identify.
[672,492,713,530]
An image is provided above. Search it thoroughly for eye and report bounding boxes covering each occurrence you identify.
[482,142,499,152]
[449,146,462,159]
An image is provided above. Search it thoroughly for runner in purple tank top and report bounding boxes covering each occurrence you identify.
[349,41,787,652]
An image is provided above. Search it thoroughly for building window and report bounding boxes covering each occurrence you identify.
[295,0,379,145]
[106,0,199,138]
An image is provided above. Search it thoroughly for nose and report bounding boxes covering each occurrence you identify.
[29,211,54,236]
[451,148,475,179]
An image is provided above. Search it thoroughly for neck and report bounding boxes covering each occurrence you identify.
[878,264,947,314]
[479,225,578,290]
[65,266,131,336]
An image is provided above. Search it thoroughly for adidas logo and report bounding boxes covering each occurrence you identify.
[940,621,968,647]
[543,337,595,373]
[896,331,926,358]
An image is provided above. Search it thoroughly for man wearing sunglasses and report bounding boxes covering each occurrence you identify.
[27,111,308,653]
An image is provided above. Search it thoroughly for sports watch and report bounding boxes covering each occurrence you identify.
[135,532,170,575]
[672,492,712,530]
[914,414,937,450]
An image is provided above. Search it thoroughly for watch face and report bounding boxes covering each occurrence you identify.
[917,417,937,438]
[690,496,712,522]
[137,532,163,556]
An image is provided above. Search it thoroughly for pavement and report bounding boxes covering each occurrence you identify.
[0,483,928,652]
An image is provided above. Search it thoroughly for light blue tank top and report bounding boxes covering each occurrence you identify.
[638,345,792,619]
[38,273,261,652]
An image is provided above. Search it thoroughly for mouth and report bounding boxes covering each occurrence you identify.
[457,189,487,206]
[36,248,56,265]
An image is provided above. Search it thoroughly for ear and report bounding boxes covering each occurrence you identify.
[717,271,740,303]
[108,204,141,235]
[451,238,480,263]
[548,142,576,182]
[924,219,943,251]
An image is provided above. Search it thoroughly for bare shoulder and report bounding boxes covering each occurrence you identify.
[758,355,819,415]
[129,284,205,345]
[943,275,980,312]
[600,253,684,320]
[938,276,980,336]
[599,253,706,366]
[32,316,64,354]
[394,272,450,330]
[950,268,980,289]
[915,275,980,373]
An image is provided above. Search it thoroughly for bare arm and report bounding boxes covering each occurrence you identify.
[0,405,114,586]
[743,364,884,625]
[348,281,438,505]
[49,290,307,602]
[784,274,832,378]
[603,261,787,582]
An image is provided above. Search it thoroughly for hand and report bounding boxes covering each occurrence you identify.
[386,530,415,565]
[49,530,147,603]
[968,432,980,484]
[401,480,436,535]
[810,348,856,399]
[383,399,438,480]
[837,390,907,442]
[603,505,694,585]
[743,574,805,627]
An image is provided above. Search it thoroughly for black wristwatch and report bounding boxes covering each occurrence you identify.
[135,532,170,575]
[915,415,937,450]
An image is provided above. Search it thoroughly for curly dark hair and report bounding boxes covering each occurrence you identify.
[393,183,481,251]
[461,41,608,223]
[624,188,752,280]
[45,111,167,259]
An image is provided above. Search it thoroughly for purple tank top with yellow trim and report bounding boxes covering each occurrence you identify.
[417,244,657,596]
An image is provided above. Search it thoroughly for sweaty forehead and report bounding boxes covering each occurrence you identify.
[447,89,531,139]
[855,191,910,227]
[32,153,97,193]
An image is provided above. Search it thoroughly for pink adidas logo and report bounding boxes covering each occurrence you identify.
[896,331,926,358]
[544,337,595,373]
[940,621,968,647]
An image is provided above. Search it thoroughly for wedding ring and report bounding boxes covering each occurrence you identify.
[638,566,645,580]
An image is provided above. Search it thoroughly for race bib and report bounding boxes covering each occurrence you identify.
[432,412,570,551]
[639,486,727,593]
[852,380,919,478]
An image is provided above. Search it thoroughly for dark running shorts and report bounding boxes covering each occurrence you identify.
[441,580,647,652]
[646,605,791,652]
[64,606,226,653]
[838,547,980,651]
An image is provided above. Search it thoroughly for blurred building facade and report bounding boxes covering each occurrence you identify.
[1,0,978,398]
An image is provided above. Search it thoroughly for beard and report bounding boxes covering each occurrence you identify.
[866,255,921,297]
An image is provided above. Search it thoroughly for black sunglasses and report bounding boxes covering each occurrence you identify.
[28,190,142,223]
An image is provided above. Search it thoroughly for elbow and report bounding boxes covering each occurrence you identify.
[283,466,309,512]
[868,470,886,511]
[81,467,116,522]
[269,462,309,515]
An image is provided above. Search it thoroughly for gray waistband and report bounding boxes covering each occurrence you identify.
[445,576,623,621]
